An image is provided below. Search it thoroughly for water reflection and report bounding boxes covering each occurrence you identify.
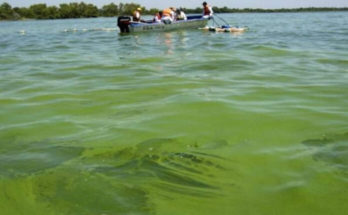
[117,30,192,56]
[158,31,190,55]
[163,32,174,54]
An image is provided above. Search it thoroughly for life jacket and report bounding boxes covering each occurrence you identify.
[132,11,140,21]
[203,6,211,15]
[162,8,173,17]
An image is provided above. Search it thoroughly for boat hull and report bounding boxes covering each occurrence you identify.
[131,19,208,33]
[118,16,209,33]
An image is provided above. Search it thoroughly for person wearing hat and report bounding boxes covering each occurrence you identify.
[202,2,213,18]
[161,7,176,24]
[132,7,142,22]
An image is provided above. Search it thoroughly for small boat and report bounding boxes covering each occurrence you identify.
[117,15,209,33]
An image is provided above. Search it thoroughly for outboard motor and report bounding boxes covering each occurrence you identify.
[117,16,131,33]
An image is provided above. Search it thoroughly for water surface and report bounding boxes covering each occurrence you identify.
[1,12,348,215]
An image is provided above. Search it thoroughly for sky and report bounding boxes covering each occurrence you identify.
[3,0,348,9]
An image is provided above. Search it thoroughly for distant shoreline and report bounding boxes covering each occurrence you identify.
[1,1,348,21]
[213,7,348,13]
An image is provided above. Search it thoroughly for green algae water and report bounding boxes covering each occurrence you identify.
[1,12,348,215]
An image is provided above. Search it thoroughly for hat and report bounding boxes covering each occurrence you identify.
[203,2,207,5]
[137,7,142,11]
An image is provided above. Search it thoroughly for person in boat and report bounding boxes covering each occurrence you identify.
[132,7,143,22]
[202,2,213,18]
[176,8,187,21]
[153,11,163,23]
[161,7,176,24]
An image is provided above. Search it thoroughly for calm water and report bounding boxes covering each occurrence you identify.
[1,12,348,215]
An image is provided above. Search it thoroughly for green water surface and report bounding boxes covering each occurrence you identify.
[1,12,348,215]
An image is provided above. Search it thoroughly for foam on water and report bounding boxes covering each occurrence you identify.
[63,27,117,32]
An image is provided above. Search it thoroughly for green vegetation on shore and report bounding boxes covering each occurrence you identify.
[1,2,348,20]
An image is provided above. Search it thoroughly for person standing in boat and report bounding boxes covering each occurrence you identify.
[202,2,213,18]
[132,7,142,22]
[161,7,176,24]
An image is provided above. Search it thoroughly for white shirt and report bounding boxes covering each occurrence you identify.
[177,11,187,20]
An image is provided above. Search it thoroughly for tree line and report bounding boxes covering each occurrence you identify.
[1,2,348,20]
[0,2,149,20]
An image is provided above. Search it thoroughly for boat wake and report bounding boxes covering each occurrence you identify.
[63,28,117,33]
